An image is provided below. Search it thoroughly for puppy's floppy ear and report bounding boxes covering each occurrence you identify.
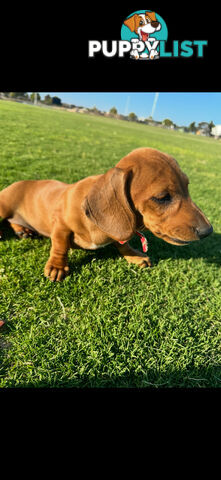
[83,167,136,242]
[145,11,157,22]
[124,14,137,32]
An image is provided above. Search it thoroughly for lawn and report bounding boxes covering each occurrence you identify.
[0,100,221,388]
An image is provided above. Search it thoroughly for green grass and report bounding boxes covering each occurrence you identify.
[0,100,221,388]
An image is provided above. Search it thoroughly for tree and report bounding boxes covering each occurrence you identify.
[44,94,52,105]
[208,121,215,133]
[30,92,41,103]
[162,118,173,127]
[52,96,62,106]
[188,121,196,132]
[198,122,209,129]
[9,92,28,98]
[109,106,118,116]
[91,105,100,114]
[128,112,137,122]
[144,116,155,124]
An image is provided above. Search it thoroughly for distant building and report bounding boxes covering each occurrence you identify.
[78,108,89,114]
[196,122,211,136]
[115,114,125,120]
[148,120,161,127]
[211,125,221,138]
[196,129,207,136]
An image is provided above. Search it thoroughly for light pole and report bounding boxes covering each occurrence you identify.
[151,92,159,119]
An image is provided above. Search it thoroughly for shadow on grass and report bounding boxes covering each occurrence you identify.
[0,220,16,240]
[67,231,221,275]
[1,219,220,270]
[143,230,221,268]
[5,364,221,388]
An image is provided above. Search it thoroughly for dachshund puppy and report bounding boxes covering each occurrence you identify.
[0,148,213,281]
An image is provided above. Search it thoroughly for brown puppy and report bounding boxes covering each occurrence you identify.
[0,148,212,281]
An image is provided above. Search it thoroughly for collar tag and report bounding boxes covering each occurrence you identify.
[136,230,148,252]
[118,231,148,252]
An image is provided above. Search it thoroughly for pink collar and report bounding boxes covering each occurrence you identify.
[119,230,148,253]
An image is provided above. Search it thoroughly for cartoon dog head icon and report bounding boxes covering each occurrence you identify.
[124,11,162,59]
[124,11,161,41]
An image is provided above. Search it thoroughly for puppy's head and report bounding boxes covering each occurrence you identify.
[83,148,213,246]
[124,11,161,41]
[116,148,213,245]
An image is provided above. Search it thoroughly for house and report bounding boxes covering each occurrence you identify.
[211,125,221,139]
[148,120,160,127]
[78,108,89,114]
[196,122,211,136]
[196,129,210,136]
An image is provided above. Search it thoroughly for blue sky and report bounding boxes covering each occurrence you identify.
[36,92,221,126]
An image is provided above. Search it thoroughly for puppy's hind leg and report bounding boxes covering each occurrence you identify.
[10,223,36,238]
[0,195,12,221]
[0,193,13,239]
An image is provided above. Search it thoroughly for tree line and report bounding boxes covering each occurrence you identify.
[1,92,63,106]
[1,94,215,133]
[109,107,215,133]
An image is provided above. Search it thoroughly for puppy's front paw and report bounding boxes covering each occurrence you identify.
[124,252,152,268]
[139,257,152,268]
[44,261,69,282]
[133,255,152,268]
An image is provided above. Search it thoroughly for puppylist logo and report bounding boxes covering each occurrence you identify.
[88,10,208,60]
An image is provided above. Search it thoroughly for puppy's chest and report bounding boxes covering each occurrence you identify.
[71,229,113,250]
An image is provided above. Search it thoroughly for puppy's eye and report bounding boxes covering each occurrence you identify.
[151,193,171,204]
[139,20,144,25]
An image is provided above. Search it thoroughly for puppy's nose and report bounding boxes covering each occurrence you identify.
[151,21,159,28]
[196,225,213,239]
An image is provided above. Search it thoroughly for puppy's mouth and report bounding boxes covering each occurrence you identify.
[167,237,193,246]
[140,30,149,41]
[153,231,196,246]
